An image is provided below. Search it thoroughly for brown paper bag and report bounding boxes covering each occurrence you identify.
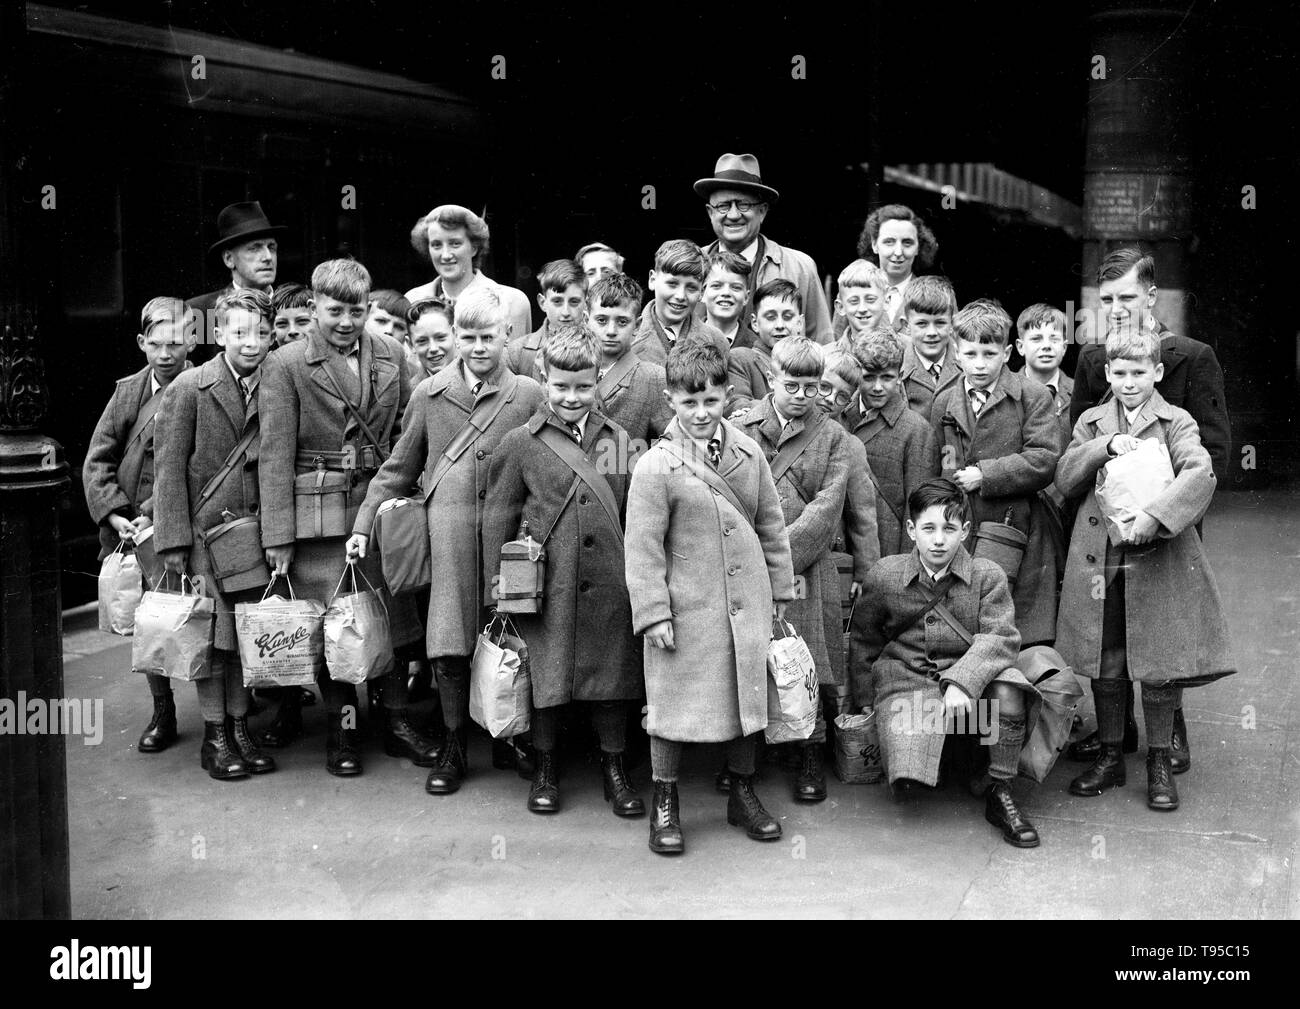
[1096,438,1176,545]
[131,573,215,681]
[833,709,884,784]
[235,577,325,688]
[469,613,532,738]
[98,543,142,635]
[324,563,394,684]
[765,617,818,744]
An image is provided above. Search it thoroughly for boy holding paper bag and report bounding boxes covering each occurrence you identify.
[1055,326,1234,812]
[482,325,644,817]
[154,290,276,780]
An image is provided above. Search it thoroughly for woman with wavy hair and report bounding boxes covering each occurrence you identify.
[856,204,939,324]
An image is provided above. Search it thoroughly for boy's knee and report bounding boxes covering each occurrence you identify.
[984,681,1024,715]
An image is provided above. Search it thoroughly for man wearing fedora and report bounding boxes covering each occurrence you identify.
[695,153,833,345]
[187,202,287,363]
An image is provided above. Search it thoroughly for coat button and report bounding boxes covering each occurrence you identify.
[478,489,486,500]
[583,535,594,547]
[728,565,739,575]
[729,603,740,615]
[579,581,591,592]
[579,495,589,505]
[1086,553,1095,563]
[723,527,734,536]
[1088,516,1099,526]
[476,449,485,460]
[926,614,937,624]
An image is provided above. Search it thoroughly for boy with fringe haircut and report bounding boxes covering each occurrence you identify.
[832,258,890,342]
[900,275,962,415]
[701,249,758,350]
[728,278,803,415]
[507,258,588,380]
[736,337,876,802]
[625,342,794,855]
[482,325,644,818]
[929,298,1060,646]
[632,239,730,366]
[270,283,315,349]
[1015,303,1073,452]
[587,272,672,446]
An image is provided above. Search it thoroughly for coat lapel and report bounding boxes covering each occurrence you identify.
[199,357,246,437]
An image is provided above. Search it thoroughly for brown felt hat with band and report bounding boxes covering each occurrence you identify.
[693,153,780,204]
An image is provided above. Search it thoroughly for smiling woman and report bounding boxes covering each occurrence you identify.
[857,204,939,323]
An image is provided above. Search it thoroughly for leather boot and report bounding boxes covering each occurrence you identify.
[1068,743,1126,796]
[425,727,467,794]
[384,709,441,766]
[794,743,827,803]
[1068,685,1139,760]
[648,780,684,855]
[230,715,276,774]
[259,693,303,749]
[1170,708,1191,774]
[527,750,560,813]
[984,780,1040,847]
[1146,747,1179,810]
[727,773,782,841]
[325,712,363,777]
[138,693,177,753]
[601,752,645,817]
[714,763,733,795]
[199,719,249,781]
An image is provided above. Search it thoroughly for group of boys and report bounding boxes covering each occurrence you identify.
[86,196,1233,856]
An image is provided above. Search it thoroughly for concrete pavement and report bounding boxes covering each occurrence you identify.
[59,490,1299,918]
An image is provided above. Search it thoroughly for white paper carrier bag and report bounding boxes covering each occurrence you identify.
[765,617,818,743]
[323,563,394,684]
[236,577,325,688]
[131,573,215,682]
[469,613,532,739]
[98,543,142,636]
[1096,437,1175,546]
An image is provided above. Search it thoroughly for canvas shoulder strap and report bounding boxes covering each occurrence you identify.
[536,424,624,543]
[194,424,259,516]
[596,352,639,402]
[865,465,904,524]
[769,413,823,485]
[320,361,387,461]
[421,385,513,503]
[124,386,164,451]
[658,439,755,530]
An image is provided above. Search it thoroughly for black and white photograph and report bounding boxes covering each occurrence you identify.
[0,0,1296,950]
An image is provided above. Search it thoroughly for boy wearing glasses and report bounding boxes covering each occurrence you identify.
[695,153,832,344]
[736,337,867,802]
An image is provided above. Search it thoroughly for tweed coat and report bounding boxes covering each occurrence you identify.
[930,369,1060,645]
[699,236,833,345]
[1054,392,1233,683]
[1017,369,1075,453]
[845,392,941,556]
[624,417,795,741]
[901,344,963,417]
[258,328,411,614]
[737,397,857,686]
[504,322,549,382]
[354,361,546,659]
[850,546,1020,785]
[153,357,263,650]
[84,366,166,561]
[481,408,641,705]
[404,271,533,347]
[631,303,730,367]
[1070,331,1230,480]
[596,353,672,447]
[726,345,772,416]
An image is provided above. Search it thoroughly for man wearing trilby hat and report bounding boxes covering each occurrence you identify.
[186,201,286,362]
[695,153,833,345]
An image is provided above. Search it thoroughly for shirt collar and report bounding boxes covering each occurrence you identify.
[738,238,760,264]
[550,406,588,439]
[220,353,258,391]
[773,401,794,429]
[716,320,740,343]
[150,373,162,396]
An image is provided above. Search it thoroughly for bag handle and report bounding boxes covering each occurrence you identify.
[149,569,200,596]
[260,574,297,602]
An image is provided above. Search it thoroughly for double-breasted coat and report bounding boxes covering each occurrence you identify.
[631,303,730,367]
[851,546,1021,785]
[84,365,172,563]
[481,408,642,705]
[596,353,672,448]
[1054,393,1234,683]
[153,357,262,650]
[259,328,411,610]
[737,397,859,686]
[844,392,941,556]
[930,369,1060,645]
[624,417,795,741]
[901,344,962,417]
[354,361,546,659]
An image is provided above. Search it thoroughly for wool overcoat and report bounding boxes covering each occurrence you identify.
[900,344,962,417]
[354,361,546,659]
[153,357,262,650]
[481,409,642,705]
[597,354,672,448]
[850,546,1021,785]
[631,303,730,367]
[725,346,772,417]
[930,369,1060,645]
[1054,393,1234,683]
[624,418,794,741]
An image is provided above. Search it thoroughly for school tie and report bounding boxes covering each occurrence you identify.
[566,421,583,446]
[707,438,722,468]
[471,380,483,399]
[239,378,253,405]
[968,387,989,416]
[929,361,942,383]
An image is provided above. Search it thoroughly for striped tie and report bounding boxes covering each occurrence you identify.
[968,387,989,416]
[707,438,722,468]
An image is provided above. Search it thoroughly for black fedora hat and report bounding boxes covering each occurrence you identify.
[693,153,780,204]
[208,201,288,255]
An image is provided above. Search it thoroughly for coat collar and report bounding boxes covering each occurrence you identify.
[744,392,819,448]
[1080,388,1175,436]
[661,416,755,474]
[852,391,907,437]
[901,344,960,388]
[527,405,610,450]
[903,543,973,587]
[196,354,247,434]
[428,358,515,412]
